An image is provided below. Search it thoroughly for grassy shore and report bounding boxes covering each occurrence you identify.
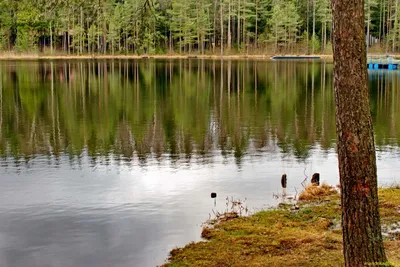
[0,52,334,61]
[163,185,400,267]
[3,50,400,61]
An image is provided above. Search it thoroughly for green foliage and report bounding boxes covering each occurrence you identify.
[309,34,321,53]
[267,0,301,52]
[0,0,12,50]
[0,0,395,54]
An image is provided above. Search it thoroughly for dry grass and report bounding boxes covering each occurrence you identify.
[163,188,400,267]
[298,183,337,201]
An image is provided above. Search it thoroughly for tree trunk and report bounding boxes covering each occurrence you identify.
[307,0,310,54]
[72,13,75,54]
[255,0,258,49]
[367,6,371,51]
[383,0,386,44]
[80,7,83,54]
[323,21,327,52]
[386,0,391,53]
[393,0,399,52]
[243,4,246,54]
[379,0,383,43]
[312,0,316,54]
[169,30,172,53]
[48,21,52,54]
[332,0,388,266]
[68,8,71,55]
[196,0,200,53]
[88,20,91,54]
[220,0,224,55]
[98,15,101,54]
[103,22,107,54]
[237,0,241,48]
[275,20,278,53]
[228,0,231,50]
[179,21,182,54]
[213,0,217,53]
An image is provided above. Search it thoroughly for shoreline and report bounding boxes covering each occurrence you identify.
[1,53,397,62]
[0,53,334,61]
[163,185,400,266]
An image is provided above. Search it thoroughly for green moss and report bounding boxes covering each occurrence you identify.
[164,188,400,267]
[379,188,400,225]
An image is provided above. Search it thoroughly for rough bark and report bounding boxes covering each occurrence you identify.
[332,0,388,266]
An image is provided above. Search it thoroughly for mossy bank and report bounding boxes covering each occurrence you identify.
[164,186,400,267]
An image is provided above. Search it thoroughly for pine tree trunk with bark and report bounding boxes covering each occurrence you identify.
[332,0,388,266]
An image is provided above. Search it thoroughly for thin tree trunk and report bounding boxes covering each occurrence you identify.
[228,0,231,50]
[88,20,91,54]
[255,0,258,49]
[220,0,224,55]
[196,0,200,53]
[50,21,53,54]
[332,0,388,266]
[307,0,310,54]
[383,0,386,44]
[72,13,75,54]
[179,20,182,54]
[386,0,391,53]
[169,29,172,53]
[68,8,71,55]
[312,0,316,54]
[322,21,327,53]
[379,0,383,43]
[237,0,241,48]
[213,0,217,53]
[80,7,83,54]
[98,15,101,54]
[275,19,278,53]
[367,2,371,52]
[243,3,246,54]
[393,0,398,52]
[103,21,107,54]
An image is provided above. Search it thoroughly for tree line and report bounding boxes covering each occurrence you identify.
[0,0,398,55]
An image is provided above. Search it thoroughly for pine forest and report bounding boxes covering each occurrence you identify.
[0,0,396,55]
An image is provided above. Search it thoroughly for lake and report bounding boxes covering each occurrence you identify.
[0,59,399,267]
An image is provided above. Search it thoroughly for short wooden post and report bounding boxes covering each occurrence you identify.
[281,174,287,188]
[311,173,320,186]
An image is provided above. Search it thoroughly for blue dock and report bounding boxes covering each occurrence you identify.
[368,63,398,70]
[367,55,399,70]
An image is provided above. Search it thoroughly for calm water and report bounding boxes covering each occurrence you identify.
[0,60,400,267]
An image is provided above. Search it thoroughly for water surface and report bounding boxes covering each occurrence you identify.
[0,60,399,267]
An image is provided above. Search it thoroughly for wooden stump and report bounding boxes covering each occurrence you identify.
[281,174,287,188]
[311,173,320,186]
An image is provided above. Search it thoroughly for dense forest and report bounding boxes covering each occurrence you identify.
[0,0,396,55]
